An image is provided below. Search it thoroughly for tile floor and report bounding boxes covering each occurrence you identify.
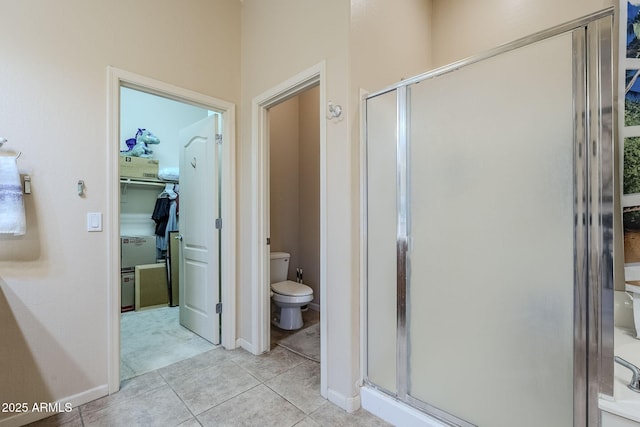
[270,308,320,350]
[29,307,389,426]
[120,305,320,380]
[120,306,217,380]
[28,346,391,427]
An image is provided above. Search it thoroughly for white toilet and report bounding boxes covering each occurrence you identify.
[270,251,313,330]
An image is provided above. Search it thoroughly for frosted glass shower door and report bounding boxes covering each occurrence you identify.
[365,89,398,394]
[407,33,575,426]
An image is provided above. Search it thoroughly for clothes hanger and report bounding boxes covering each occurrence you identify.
[159,183,177,199]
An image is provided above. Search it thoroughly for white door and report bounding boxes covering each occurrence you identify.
[179,115,221,344]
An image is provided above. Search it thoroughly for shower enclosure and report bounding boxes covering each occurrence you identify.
[363,10,613,427]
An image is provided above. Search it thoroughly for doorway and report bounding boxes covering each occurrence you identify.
[251,62,327,398]
[267,85,321,352]
[119,92,221,379]
[107,68,237,394]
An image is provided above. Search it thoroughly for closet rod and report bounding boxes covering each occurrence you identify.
[119,178,174,187]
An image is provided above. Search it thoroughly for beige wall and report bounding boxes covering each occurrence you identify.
[240,0,355,405]
[269,97,301,273]
[0,0,240,423]
[269,87,321,302]
[351,0,433,91]
[298,87,321,303]
[431,0,615,67]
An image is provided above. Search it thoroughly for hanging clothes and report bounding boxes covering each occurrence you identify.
[153,183,179,256]
[156,199,178,253]
[152,197,171,236]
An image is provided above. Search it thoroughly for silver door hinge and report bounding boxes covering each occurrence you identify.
[216,302,222,314]
[215,134,223,144]
[215,218,222,229]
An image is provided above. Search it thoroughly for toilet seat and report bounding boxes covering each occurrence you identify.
[271,280,313,297]
[271,292,313,304]
[271,280,313,305]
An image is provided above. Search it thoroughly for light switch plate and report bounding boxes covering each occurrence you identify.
[87,212,102,232]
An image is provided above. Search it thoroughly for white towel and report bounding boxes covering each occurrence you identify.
[0,156,26,235]
[158,167,179,181]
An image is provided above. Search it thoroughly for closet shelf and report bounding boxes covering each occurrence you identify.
[120,177,178,187]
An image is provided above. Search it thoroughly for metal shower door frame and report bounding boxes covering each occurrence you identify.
[363,9,614,427]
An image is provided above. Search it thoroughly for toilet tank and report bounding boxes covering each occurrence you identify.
[270,252,290,284]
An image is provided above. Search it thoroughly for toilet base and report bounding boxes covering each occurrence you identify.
[275,306,304,330]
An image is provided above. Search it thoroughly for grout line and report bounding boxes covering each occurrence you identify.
[157,367,203,426]
[78,406,86,427]
[193,383,264,418]
[76,316,321,427]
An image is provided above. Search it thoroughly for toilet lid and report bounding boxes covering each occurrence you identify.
[271,280,313,297]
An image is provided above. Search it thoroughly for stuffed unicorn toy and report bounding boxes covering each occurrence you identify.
[120,128,160,158]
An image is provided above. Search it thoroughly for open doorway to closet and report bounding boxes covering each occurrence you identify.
[118,87,219,381]
[107,68,236,393]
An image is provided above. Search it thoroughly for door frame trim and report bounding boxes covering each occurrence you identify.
[250,61,327,398]
[106,67,237,393]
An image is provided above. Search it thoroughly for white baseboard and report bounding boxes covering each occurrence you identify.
[0,384,108,427]
[236,337,256,355]
[361,386,448,427]
[327,388,361,413]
